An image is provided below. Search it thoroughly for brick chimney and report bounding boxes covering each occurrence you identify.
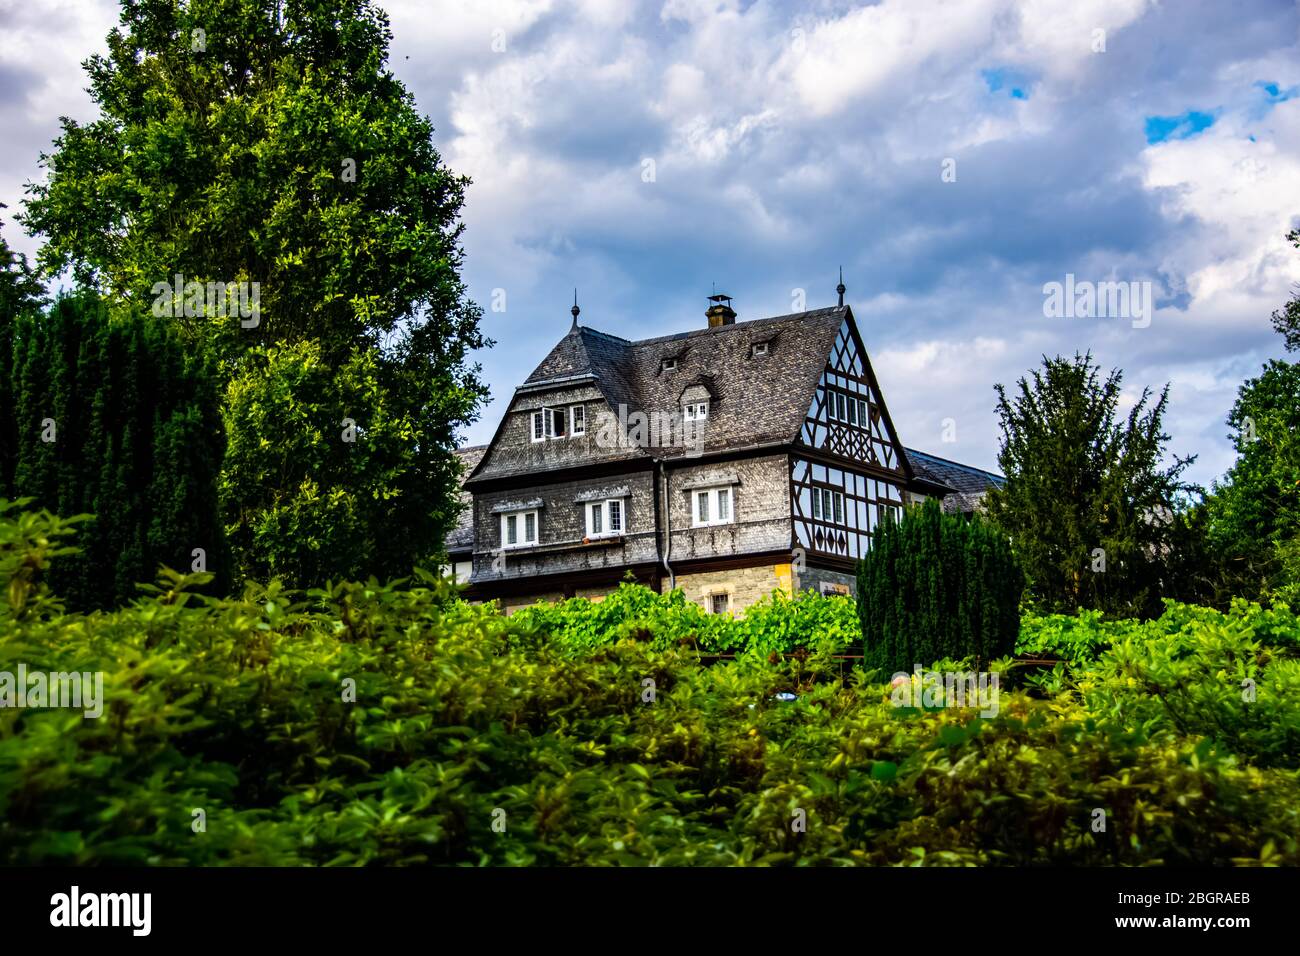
[706,293,736,327]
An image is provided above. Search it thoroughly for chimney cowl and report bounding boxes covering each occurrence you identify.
[706,293,736,327]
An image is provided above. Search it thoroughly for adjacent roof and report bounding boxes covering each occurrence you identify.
[472,306,850,481]
[446,444,487,554]
[904,448,1004,513]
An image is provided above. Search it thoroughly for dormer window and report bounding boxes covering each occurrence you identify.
[752,342,769,357]
[530,404,585,442]
[662,358,677,372]
[684,402,709,421]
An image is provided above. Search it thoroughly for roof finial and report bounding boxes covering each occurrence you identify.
[570,288,580,331]
[836,266,846,308]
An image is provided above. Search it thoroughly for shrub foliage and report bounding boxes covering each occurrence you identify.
[3,503,1295,866]
[857,499,1023,674]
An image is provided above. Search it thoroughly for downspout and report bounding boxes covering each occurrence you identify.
[658,459,675,591]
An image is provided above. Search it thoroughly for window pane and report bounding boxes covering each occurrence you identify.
[848,399,857,424]
[823,490,833,521]
[811,487,820,518]
[532,413,543,440]
[572,405,585,433]
[591,503,602,534]
[506,515,517,545]
[698,403,708,419]
[717,488,730,521]
[525,512,536,542]
[834,493,843,524]
[711,593,729,615]
[553,409,565,437]
[837,393,846,420]
[684,404,695,421]
[697,492,709,522]
[609,500,622,532]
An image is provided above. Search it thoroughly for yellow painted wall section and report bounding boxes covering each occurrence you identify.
[773,563,794,596]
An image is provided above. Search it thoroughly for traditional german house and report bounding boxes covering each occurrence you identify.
[452,281,1000,613]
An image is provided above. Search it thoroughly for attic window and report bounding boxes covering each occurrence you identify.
[684,401,709,422]
[530,405,584,441]
[662,358,677,372]
[752,342,769,357]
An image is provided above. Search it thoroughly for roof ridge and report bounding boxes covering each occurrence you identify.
[578,305,845,349]
[905,447,1004,480]
[579,326,632,345]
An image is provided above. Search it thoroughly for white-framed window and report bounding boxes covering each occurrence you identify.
[500,510,539,549]
[811,487,844,525]
[683,402,709,422]
[585,498,624,539]
[692,486,733,527]
[709,592,730,615]
[532,405,586,440]
[752,342,769,357]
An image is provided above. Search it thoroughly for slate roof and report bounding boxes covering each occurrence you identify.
[904,448,1004,513]
[446,444,487,554]
[473,306,851,481]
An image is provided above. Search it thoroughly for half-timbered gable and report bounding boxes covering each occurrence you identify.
[791,315,914,564]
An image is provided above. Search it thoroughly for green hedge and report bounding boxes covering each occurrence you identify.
[0,294,228,609]
[1,502,1297,865]
[509,582,861,657]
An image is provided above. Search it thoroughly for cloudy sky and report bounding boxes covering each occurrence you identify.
[2,0,1299,486]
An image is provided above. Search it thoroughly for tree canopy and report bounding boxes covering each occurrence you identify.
[984,352,1195,617]
[19,0,488,589]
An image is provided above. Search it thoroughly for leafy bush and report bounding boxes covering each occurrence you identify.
[2,503,1296,866]
[858,499,1023,673]
[1023,599,1300,769]
[1017,608,1114,666]
[510,582,860,657]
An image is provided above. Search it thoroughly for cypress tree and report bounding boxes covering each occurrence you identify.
[1,292,228,608]
[858,499,1024,674]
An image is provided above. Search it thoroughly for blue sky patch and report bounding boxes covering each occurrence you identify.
[982,68,1031,100]
[1257,81,1298,101]
[1250,80,1300,118]
[1144,109,1216,144]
